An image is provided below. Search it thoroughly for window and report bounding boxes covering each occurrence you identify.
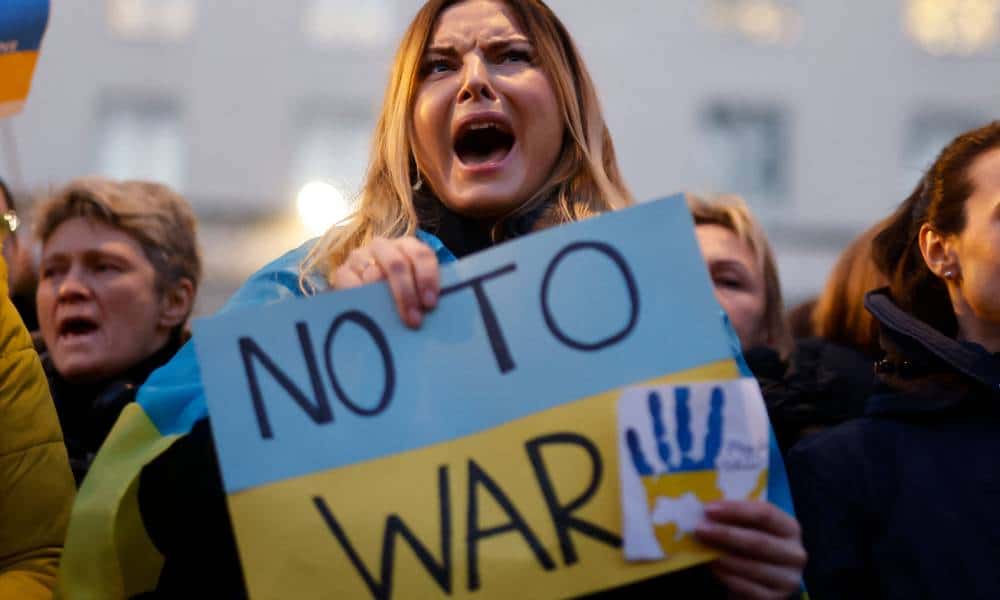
[302,0,391,48]
[106,0,196,42]
[289,105,372,233]
[698,102,790,206]
[96,96,185,191]
[704,0,802,45]
[904,0,1000,56]
[900,111,987,191]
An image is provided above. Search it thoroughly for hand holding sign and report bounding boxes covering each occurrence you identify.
[332,236,441,329]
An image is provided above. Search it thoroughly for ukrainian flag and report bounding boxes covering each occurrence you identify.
[0,0,49,118]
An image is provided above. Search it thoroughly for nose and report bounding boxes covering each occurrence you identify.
[457,53,497,104]
[56,265,91,303]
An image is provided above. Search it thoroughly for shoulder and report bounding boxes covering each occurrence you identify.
[787,413,908,500]
[137,239,323,434]
[222,239,325,311]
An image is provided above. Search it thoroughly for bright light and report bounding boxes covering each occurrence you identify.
[296,181,353,236]
[905,0,1000,56]
[706,0,801,46]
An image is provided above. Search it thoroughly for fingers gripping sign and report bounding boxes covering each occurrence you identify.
[332,236,441,329]
[617,379,770,564]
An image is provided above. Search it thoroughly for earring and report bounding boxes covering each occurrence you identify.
[412,172,423,192]
[944,270,955,280]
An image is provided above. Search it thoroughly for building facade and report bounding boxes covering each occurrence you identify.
[4,0,999,311]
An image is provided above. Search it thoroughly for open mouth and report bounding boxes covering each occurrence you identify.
[58,317,100,338]
[454,120,515,167]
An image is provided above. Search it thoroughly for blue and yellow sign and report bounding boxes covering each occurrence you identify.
[194,196,791,599]
[0,0,49,117]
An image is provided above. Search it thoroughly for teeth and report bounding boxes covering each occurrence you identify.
[469,122,495,130]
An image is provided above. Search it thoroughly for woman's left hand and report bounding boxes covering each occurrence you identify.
[694,500,806,599]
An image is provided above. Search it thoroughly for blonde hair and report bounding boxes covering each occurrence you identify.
[687,194,793,358]
[301,0,632,290]
[34,177,202,304]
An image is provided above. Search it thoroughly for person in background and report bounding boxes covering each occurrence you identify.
[688,194,794,359]
[1,176,40,330]
[60,2,804,598]
[810,216,890,359]
[785,297,817,339]
[0,242,76,598]
[789,121,1000,598]
[34,177,200,485]
[688,194,870,452]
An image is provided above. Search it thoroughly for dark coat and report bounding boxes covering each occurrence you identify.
[43,333,186,486]
[787,288,1000,599]
[746,338,874,454]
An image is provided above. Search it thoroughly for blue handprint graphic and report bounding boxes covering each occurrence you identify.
[619,380,770,560]
[626,386,724,476]
[620,385,731,558]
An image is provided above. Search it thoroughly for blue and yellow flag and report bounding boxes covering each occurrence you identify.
[0,0,49,118]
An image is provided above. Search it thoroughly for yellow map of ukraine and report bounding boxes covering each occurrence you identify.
[622,382,768,560]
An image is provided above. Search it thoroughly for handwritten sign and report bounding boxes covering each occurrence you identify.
[194,196,766,598]
[0,0,49,118]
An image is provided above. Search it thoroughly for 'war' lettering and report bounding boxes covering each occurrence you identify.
[466,459,555,591]
[312,465,452,600]
[526,433,621,565]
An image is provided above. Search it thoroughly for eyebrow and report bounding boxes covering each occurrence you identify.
[424,44,460,59]
[42,248,132,265]
[424,35,532,57]
[708,259,753,274]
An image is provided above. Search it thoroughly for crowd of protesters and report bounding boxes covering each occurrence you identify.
[1,0,998,598]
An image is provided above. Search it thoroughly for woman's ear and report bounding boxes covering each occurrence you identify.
[918,223,960,281]
[158,277,196,330]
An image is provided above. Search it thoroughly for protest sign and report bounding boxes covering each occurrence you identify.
[194,195,777,599]
[0,0,49,118]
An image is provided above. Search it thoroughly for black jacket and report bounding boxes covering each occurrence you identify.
[746,338,874,454]
[43,332,186,486]
[787,288,1000,599]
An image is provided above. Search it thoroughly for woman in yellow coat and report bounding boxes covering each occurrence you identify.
[0,247,76,597]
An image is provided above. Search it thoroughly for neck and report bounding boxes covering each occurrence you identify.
[415,197,496,259]
[953,295,1000,352]
[415,193,547,259]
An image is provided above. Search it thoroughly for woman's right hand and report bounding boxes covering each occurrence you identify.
[332,236,440,329]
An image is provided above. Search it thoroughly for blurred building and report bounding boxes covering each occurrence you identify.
[2,0,999,312]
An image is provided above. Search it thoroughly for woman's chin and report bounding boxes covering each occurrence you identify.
[437,184,530,219]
